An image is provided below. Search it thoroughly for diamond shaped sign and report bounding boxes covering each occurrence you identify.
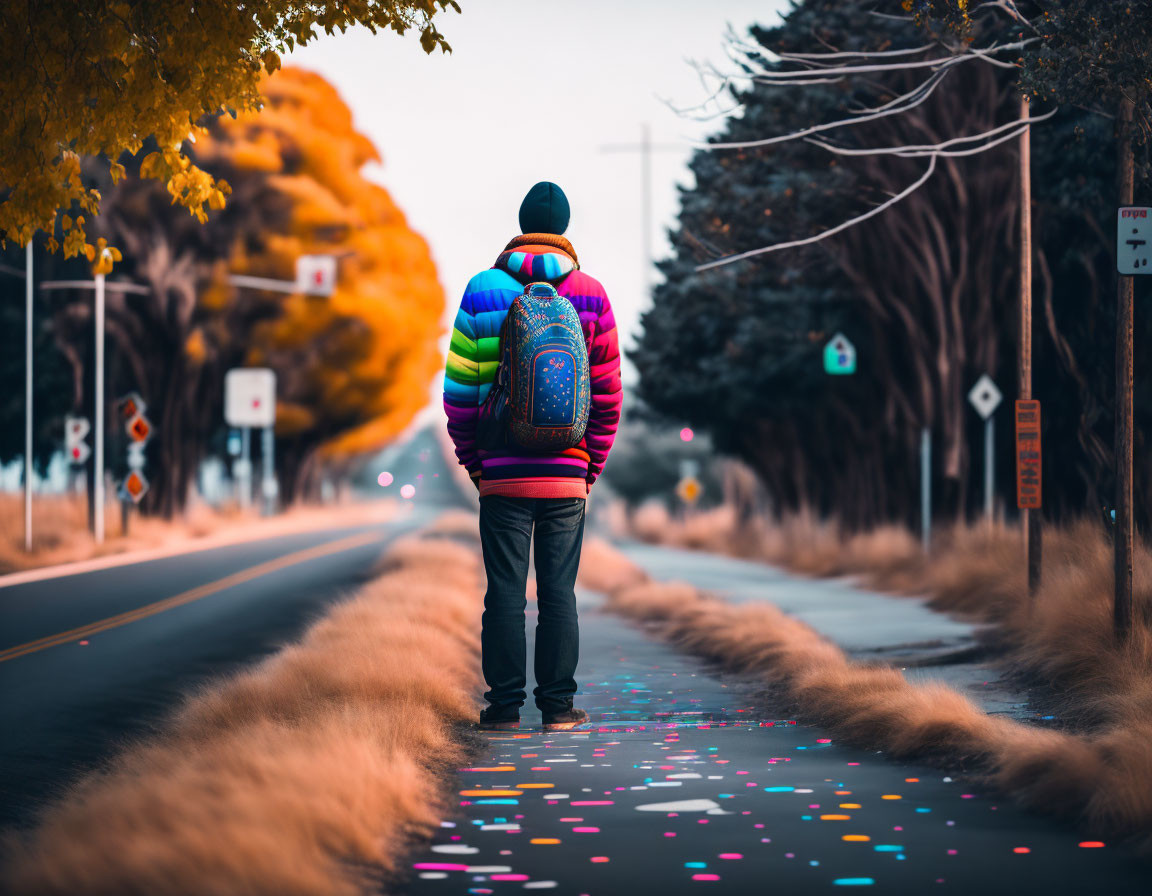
[676,476,702,505]
[117,392,146,422]
[127,413,152,443]
[119,470,149,504]
[968,374,1002,420]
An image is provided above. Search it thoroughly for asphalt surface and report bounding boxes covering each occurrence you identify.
[0,427,464,830]
[4,425,1150,893]
[401,587,1151,895]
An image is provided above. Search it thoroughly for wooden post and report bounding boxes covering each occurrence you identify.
[1115,97,1136,640]
[1018,95,1042,595]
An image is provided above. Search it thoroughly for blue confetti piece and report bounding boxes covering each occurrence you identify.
[874,845,903,852]
[833,878,876,886]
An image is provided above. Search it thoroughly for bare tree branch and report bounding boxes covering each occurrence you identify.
[695,155,939,272]
[805,106,1057,156]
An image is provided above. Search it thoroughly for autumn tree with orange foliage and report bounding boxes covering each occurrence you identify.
[40,68,442,514]
[197,68,444,501]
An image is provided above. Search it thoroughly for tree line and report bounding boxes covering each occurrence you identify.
[635,0,1151,530]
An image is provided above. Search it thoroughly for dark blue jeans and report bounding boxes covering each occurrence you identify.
[478,495,585,717]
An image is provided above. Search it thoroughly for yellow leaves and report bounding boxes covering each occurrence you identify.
[0,0,459,253]
[184,328,208,364]
[139,152,168,180]
[62,227,89,260]
[85,237,122,275]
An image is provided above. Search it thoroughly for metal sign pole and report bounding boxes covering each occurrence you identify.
[261,425,276,515]
[93,273,106,544]
[240,427,251,509]
[920,427,931,552]
[984,417,995,522]
[24,241,33,552]
[1114,99,1138,640]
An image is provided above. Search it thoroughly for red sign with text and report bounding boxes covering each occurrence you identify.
[1015,400,1042,509]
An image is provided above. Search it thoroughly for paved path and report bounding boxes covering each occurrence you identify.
[619,542,1026,718]
[401,583,1149,894]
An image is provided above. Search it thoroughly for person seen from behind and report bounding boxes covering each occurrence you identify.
[443,182,622,731]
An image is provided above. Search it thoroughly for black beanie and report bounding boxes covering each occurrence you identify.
[518,182,570,235]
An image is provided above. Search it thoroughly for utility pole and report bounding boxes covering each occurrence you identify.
[599,125,682,303]
[1018,95,1041,595]
[93,272,106,544]
[1114,97,1137,640]
[24,242,33,552]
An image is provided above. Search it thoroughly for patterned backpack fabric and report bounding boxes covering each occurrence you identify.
[484,282,590,451]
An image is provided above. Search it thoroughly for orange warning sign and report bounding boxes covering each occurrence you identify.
[122,471,149,504]
[1015,400,1041,509]
[128,414,152,443]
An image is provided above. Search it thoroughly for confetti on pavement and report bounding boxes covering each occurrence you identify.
[400,589,1149,894]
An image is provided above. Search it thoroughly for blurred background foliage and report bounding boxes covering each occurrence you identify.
[0,67,443,515]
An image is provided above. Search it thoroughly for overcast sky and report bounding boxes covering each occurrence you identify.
[286,0,789,403]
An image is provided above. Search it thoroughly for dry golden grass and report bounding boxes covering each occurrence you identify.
[0,493,398,575]
[629,506,1152,728]
[1,533,482,895]
[581,536,1152,849]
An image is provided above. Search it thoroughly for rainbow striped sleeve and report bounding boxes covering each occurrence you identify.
[444,298,483,476]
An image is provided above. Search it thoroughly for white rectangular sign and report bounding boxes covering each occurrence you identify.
[296,255,337,296]
[1118,207,1152,275]
[224,368,276,428]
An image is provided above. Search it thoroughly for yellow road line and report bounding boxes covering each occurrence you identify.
[0,530,381,664]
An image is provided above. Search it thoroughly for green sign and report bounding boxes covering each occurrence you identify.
[824,333,856,375]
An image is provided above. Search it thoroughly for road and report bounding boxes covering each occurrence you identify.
[0,427,465,829]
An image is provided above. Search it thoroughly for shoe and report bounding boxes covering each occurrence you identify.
[542,707,589,731]
[478,707,520,731]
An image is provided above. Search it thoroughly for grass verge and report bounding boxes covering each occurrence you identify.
[625,506,1152,733]
[0,493,399,575]
[580,535,1152,851]
[1,532,482,895]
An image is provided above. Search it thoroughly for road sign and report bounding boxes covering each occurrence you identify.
[127,413,152,443]
[1015,400,1042,509]
[676,476,702,505]
[967,374,1002,420]
[66,415,90,444]
[65,416,91,465]
[1118,207,1152,274]
[117,391,146,422]
[224,368,276,428]
[68,441,91,465]
[296,255,337,296]
[119,470,149,504]
[823,333,856,375]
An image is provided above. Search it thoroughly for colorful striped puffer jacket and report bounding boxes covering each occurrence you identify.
[443,233,623,499]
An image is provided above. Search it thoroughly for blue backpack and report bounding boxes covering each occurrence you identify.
[478,282,590,451]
